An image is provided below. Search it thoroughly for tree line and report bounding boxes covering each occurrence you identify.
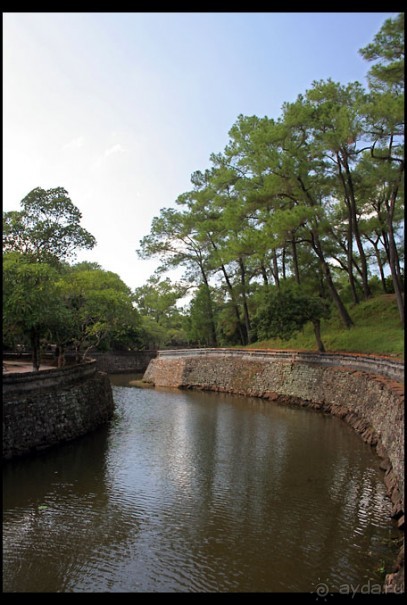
[137,13,404,347]
[3,187,145,369]
[3,14,404,366]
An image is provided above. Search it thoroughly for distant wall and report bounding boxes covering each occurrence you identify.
[3,361,114,460]
[92,350,157,373]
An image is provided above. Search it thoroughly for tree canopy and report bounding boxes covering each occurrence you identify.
[3,15,404,361]
[3,187,96,265]
[137,13,404,347]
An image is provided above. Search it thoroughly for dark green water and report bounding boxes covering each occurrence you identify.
[2,374,399,593]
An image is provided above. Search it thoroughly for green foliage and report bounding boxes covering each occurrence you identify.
[3,253,59,328]
[3,187,96,264]
[3,251,146,365]
[253,285,331,342]
[3,252,65,368]
[4,16,404,360]
[138,316,168,350]
[184,284,218,347]
[359,13,404,92]
[136,12,404,333]
[57,267,144,355]
[249,293,403,358]
[134,276,189,348]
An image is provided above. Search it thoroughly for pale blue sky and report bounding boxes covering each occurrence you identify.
[3,12,398,290]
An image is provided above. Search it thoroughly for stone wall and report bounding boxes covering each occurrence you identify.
[154,348,404,381]
[3,362,114,460]
[92,350,157,373]
[143,349,405,589]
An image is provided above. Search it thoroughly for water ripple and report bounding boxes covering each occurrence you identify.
[3,385,399,593]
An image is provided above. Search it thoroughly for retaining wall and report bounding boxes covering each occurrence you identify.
[3,360,114,460]
[92,350,157,373]
[144,348,405,590]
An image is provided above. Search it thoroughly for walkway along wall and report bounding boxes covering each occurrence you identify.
[3,360,114,460]
[143,348,405,591]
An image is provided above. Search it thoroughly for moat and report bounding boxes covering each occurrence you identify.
[2,374,400,593]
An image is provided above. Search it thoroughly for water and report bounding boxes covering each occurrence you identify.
[3,374,399,593]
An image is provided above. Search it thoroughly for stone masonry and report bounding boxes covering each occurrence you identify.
[143,350,405,591]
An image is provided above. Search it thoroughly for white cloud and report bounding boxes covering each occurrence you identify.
[91,143,125,170]
[104,143,125,157]
[62,136,85,149]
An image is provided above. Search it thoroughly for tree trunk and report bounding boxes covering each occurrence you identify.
[30,327,41,371]
[56,344,66,368]
[346,220,359,304]
[291,234,301,284]
[386,202,404,326]
[296,174,353,327]
[260,262,269,286]
[312,319,325,352]
[219,263,246,345]
[238,257,251,345]
[336,153,371,299]
[342,155,371,299]
[199,267,218,347]
[203,281,218,347]
[328,225,359,304]
[371,237,388,293]
[271,249,280,288]
[322,260,354,328]
[210,238,245,345]
[311,232,354,328]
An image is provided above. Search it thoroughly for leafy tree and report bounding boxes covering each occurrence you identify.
[354,152,404,295]
[58,268,143,359]
[254,285,331,352]
[71,261,103,272]
[359,13,404,324]
[3,253,63,370]
[3,187,96,264]
[134,276,189,348]
[137,315,168,350]
[184,284,219,347]
[137,203,219,345]
[301,79,372,300]
[136,13,403,344]
[258,104,355,328]
[178,173,247,345]
[359,13,404,93]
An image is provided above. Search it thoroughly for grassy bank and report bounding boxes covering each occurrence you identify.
[248,293,404,359]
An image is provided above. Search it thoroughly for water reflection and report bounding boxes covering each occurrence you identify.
[3,377,399,593]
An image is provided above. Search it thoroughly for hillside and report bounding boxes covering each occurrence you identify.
[247,294,404,359]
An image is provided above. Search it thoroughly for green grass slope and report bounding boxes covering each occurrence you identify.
[248,294,404,359]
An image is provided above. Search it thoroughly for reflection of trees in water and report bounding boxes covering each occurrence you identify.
[3,424,143,592]
[3,388,398,593]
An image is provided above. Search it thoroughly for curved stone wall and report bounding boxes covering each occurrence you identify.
[3,361,114,460]
[143,348,405,589]
[155,348,404,381]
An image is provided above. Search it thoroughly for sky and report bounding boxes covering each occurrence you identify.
[3,11,399,292]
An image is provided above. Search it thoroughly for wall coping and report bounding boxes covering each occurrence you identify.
[2,359,97,394]
[156,348,404,382]
[92,350,157,356]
